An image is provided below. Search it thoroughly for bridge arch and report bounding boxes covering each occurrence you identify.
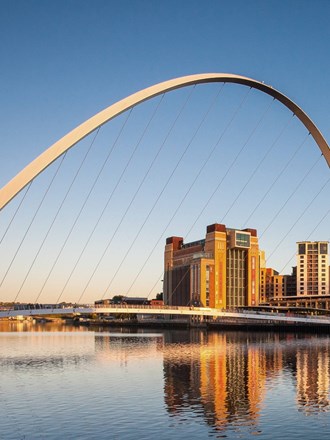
[0,73,329,210]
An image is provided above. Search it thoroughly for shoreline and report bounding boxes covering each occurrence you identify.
[75,318,330,333]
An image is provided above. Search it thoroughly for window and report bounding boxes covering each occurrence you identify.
[235,232,250,248]
[320,243,328,254]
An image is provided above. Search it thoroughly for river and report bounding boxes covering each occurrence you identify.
[0,321,329,439]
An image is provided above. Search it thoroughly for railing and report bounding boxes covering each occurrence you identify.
[2,303,330,325]
[94,303,194,311]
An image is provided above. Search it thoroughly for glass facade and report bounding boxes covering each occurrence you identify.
[205,265,210,306]
[226,248,247,308]
[235,232,250,248]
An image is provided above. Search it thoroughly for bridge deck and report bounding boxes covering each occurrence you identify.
[1,305,330,326]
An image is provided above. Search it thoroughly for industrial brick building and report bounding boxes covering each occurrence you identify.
[164,223,260,309]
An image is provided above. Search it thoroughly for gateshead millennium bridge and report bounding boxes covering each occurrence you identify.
[1,305,330,329]
[0,73,329,320]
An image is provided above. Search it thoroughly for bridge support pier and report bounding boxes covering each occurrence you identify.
[190,314,206,328]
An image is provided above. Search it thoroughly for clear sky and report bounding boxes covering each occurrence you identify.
[0,0,329,304]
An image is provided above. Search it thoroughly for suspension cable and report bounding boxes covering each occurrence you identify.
[76,86,201,303]
[57,96,166,305]
[242,132,311,228]
[31,127,102,303]
[12,127,100,303]
[267,173,330,261]
[0,152,67,288]
[46,110,135,304]
[14,118,123,303]
[184,88,253,239]
[35,104,144,304]
[141,106,308,304]
[145,272,164,299]
[131,107,326,305]
[29,109,132,302]
[260,154,323,239]
[279,207,330,274]
[221,109,294,223]
[100,84,225,300]
[124,85,252,298]
[170,266,191,306]
[0,181,33,245]
[44,94,164,304]
[148,268,197,308]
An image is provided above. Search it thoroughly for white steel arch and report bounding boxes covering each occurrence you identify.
[0,73,329,210]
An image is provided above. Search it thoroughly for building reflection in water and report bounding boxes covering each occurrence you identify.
[296,338,330,413]
[163,331,330,432]
[1,321,329,430]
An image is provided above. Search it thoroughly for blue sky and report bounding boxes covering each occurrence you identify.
[0,0,329,303]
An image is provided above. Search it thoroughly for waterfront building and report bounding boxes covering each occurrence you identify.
[164,223,260,309]
[297,241,329,296]
[268,293,330,311]
[260,268,285,303]
[95,297,149,306]
[283,266,297,296]
[259,252,267,303]
[267,244,330,310]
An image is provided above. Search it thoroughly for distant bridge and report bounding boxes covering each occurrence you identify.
[1,305,330,327]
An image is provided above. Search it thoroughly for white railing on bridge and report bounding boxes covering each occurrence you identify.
[1,304,330,326]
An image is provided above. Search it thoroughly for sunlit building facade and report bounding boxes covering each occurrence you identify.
[260,268,285,303]
[297,241,329,296]
[164,223,260,309]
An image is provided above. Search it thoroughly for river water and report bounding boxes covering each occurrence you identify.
[0,321,329,439]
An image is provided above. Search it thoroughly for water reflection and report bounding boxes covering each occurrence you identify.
[296,339,330,413]
[94,333,164,366]
[0,323,330,439]
[162,331,330,432]
[0,321,95,372]
[0,320,87,333]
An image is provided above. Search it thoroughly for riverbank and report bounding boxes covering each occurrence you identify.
[73,317,330,333]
